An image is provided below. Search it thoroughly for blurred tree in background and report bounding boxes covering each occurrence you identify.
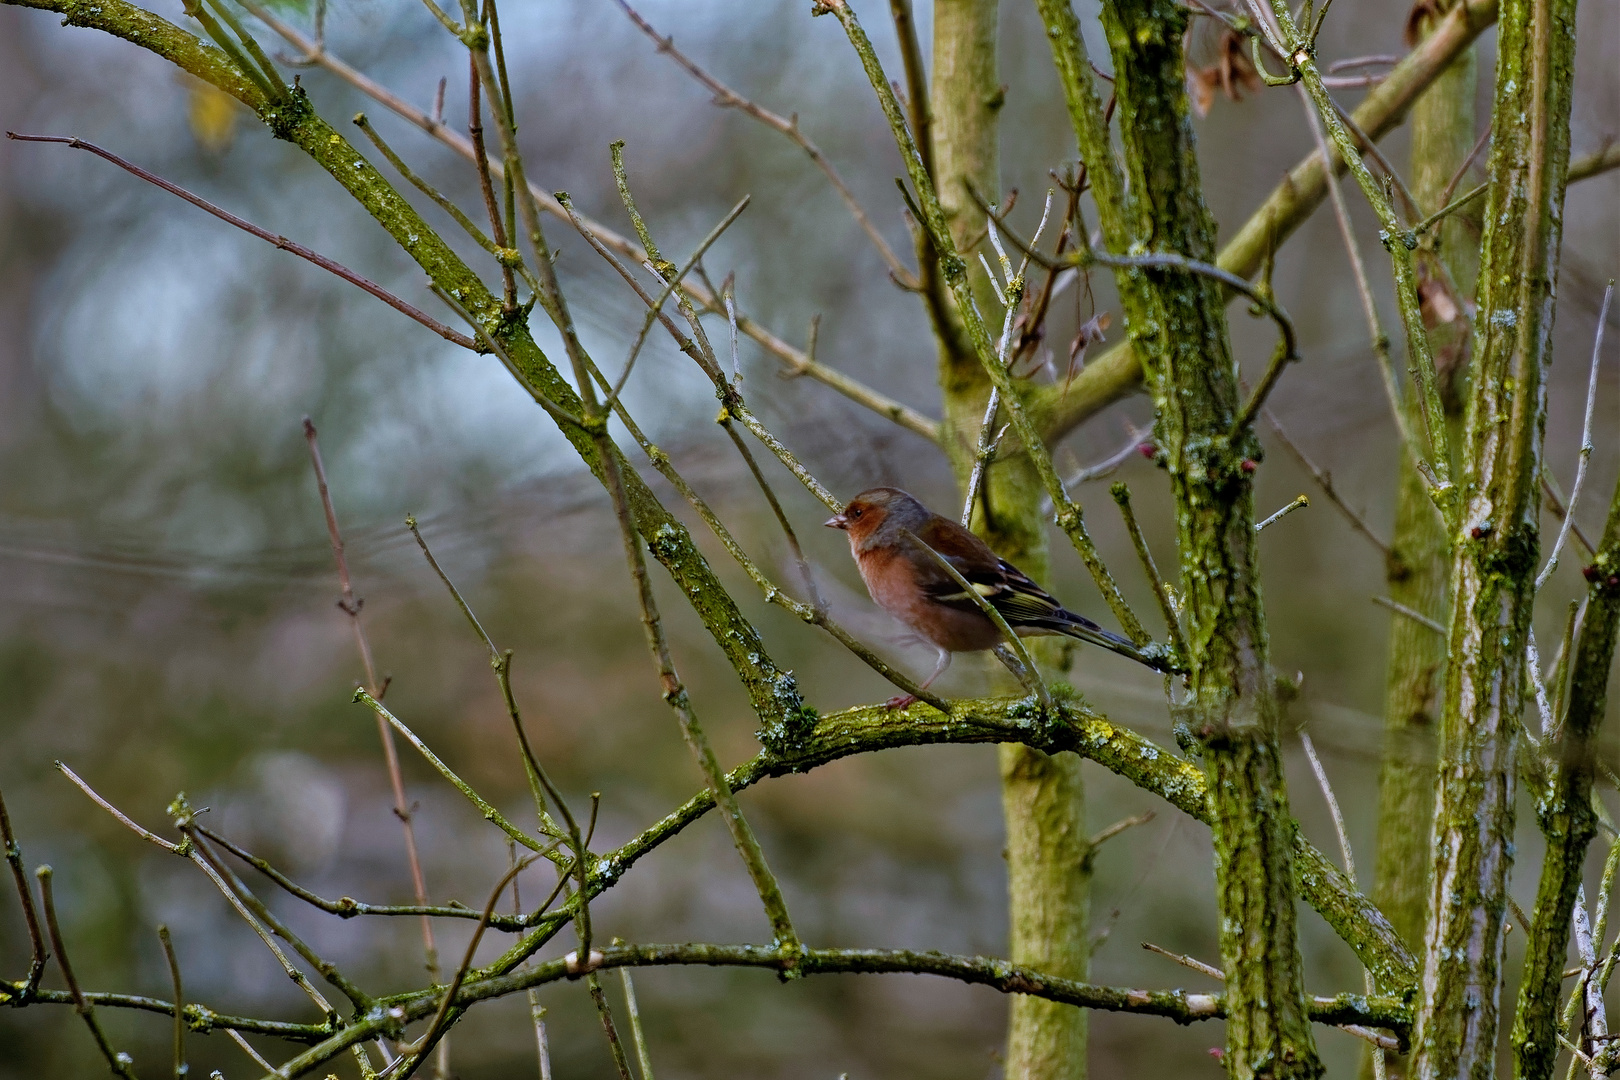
[0,0,1616,1078]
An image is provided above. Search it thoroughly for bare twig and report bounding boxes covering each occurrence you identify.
[614,0,915,286]
[354,691,548,854]
[226,1029,277,1073]
[1089,811,1156,851]
[236,3,942,443]
[608,196,751,410]
[1538,282,1612,590]
[1256,495,1310,533]
[157,926,185,1080]
[55,762,180,854]
[1263,409,1391,556]
[0,786,48,998]
[1142,941,1224,980]
[37,867,140,1080]
[1067,427,1147,486]
[1291,88,1430,482]
[4,134,476,350]
[1373,595,1447,635]
[303,419,444,994]
[466,54,516,311]
[961,388,1005,527]
[619,965,658,1080]
[1299,733,1355,883]
[1110,484,1189,665]
[195,823,536,930]
[394,856,541,1080]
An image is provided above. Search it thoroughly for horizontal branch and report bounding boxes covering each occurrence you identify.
[272,941,1411,1076]
[597,695,1417,990]
[0,984,332,1044]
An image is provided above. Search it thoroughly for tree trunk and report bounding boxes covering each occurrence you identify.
[929,2,1091,1076]
[1410,0,1578,1069]
[1364,11,1477,1078]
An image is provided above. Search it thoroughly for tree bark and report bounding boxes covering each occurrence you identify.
[1034,0,1322,1074]
[1365,15,1476,1080]
[1410,0,1578,1070]
[929,2,1091,1076]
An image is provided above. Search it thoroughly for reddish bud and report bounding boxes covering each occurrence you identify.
[1208,1048,1226,1061]
[1137,442,1157,458]
[1584,564,1602,583]
[1240,459,1258,474]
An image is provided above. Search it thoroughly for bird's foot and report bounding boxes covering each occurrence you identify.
[884,694,919,710]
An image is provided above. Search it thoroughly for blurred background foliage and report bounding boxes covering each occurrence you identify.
[0,0,1616,1076]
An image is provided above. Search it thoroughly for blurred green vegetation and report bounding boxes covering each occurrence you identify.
[0,0,1616,1076]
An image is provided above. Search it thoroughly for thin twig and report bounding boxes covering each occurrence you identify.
[1299,733,1356,883]
[226,1029,276,1072]
[1263,408,1391,555]
[466,53,516,311]
[1089,810,1156,851]
[195,823,537,929]
[608,196,751,410]
[1373,595,1446,634]
[394,856,540,1080]
[0,786,48,998]
[1410,180,1489,239]
[1526,629,1557,737]
[157,926,186,1080]
[619,965,657,1080]
[1142,941,1224,980]
[1256,495,1310,532]
[587,973,636,1080]
[303,419,444,995]
[1538,282,1613,590]
[1542,470,1599,560]
[716,420,825,614]
[4,134,476,350]
[55,762,180,853]
[1110,484,1189,665]
[354,690,549,853]
[186,830,372,1010]
[37,867,140,1080]
[1067,427,1147,486]
[614,0,915,286]
[961,388,1004,527]
[404,515,583,869]
[1438,123,1493,210]
[1291,88,1430,482]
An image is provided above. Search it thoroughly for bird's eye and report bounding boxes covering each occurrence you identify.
[849,507,863,519]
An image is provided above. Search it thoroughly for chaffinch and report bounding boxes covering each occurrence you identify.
[826,487,1169,700]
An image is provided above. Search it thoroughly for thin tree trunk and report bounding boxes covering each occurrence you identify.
[929,2,1091,1076]
[1411,0,1578,1069]
[1365,12,1477,1079]
[1035,0,1322,1073]
[1373,8,1478,960]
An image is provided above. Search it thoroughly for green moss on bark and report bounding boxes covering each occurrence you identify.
[1413,0,1578,1071]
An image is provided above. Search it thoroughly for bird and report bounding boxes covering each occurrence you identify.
[825,487,1171,705]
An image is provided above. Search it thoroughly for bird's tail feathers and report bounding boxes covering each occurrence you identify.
[1040,612,1174,672]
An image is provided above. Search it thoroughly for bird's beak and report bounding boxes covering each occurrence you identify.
[825,513,849,530]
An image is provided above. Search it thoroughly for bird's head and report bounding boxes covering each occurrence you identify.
[825,487,929,547]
